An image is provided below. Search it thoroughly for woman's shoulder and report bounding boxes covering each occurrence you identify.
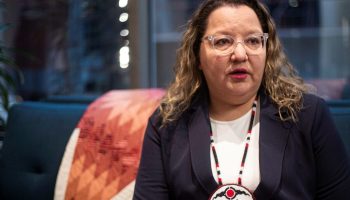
[148,104,198,133]
[148,108,181,131]
[148,108,163,127]
[302,93,328,109]
[299,93,332,123]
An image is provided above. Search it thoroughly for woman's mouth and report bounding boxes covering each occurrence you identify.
[229,68,248,79]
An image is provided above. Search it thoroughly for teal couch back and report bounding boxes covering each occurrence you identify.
[0,102,87,200]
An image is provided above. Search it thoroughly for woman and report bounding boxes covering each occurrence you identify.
[133,0,350,199]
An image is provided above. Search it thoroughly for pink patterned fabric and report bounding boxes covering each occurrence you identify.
[64,89,165,200]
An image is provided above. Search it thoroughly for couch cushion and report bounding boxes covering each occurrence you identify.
[0,102,86,200]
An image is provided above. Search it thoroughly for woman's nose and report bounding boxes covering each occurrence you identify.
[230,43,248,62]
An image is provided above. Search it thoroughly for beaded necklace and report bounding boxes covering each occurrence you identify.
[208,97,258,200]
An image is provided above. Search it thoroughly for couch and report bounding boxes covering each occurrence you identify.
[0,89,165,200]
[0,97,349,200]
[0,102,87,199]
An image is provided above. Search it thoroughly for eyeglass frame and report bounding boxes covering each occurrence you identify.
[202,33,269,56]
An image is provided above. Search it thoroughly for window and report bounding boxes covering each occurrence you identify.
[149,0,350,100]
[2,0,349,101]
[1,0,130,101]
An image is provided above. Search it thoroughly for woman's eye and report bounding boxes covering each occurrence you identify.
[245,37,261,46]
[214,38,232,47]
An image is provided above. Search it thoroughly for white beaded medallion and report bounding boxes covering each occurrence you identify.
[209,184,254,200]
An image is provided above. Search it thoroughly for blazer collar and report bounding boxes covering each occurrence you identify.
[187,91,292,198]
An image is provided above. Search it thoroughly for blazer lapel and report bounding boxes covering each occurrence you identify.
[188,104,218,195]
[254,93,291,199]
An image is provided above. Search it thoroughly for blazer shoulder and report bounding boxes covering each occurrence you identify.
[302,93,328,112]
[148,108,186,134]
[303,93,325,104]
[148,108,164,130]
[299,93,338,134]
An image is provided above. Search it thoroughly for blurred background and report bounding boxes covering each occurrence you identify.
[0,0,349,116]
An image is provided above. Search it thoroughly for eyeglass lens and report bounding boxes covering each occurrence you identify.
[209,34,268,55]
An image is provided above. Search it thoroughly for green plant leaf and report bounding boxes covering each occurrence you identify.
[0,53,24,85]
[0,68,17,89]
[0,0,19,115]
[0,82,9,112]
[0,56,15,66]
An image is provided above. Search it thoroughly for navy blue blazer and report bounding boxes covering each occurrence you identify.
[133,92,350,200]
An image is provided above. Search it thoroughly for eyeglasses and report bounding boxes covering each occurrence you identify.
[203,33,269,56]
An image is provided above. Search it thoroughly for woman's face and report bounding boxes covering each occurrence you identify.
[199,5,266,106]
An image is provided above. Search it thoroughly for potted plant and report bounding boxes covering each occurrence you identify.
[0,45,21,119]
[0,1,22,141]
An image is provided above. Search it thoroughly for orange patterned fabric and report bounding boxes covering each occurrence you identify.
[64,89,165,200]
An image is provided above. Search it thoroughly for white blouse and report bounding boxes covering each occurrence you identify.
[210,102,261,192]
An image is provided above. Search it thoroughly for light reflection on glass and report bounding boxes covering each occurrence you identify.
[119,0,128,8]
[120,29,129,37]
[119,13,129,22]
[119,46,130,69]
